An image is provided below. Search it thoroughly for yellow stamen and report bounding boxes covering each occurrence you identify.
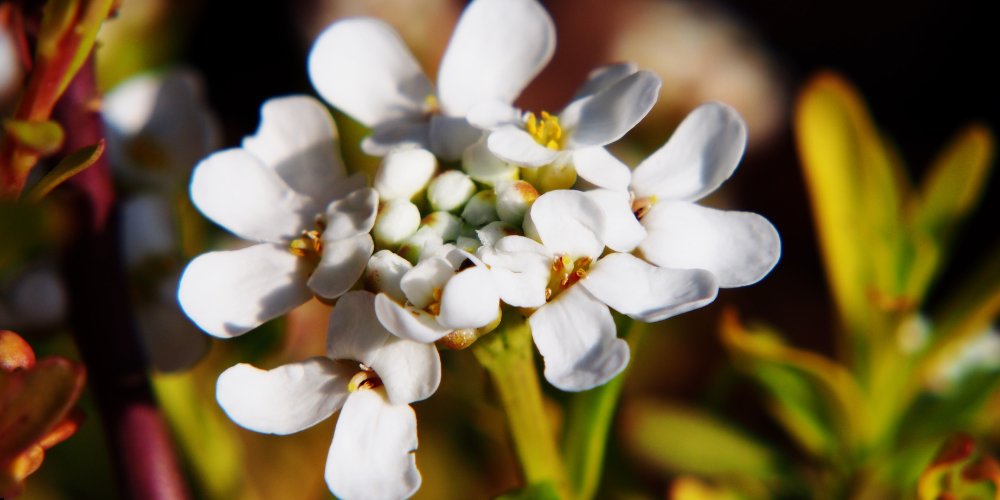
[348,367,383,392]
[525,111,564,151]
[288,230,323,257]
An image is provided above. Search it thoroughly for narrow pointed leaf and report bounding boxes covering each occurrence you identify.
[25,140,104,201]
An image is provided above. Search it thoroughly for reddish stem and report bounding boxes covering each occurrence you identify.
[57,57,190,500]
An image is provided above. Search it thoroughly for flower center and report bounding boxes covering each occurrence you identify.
[631,195,657,221]
[544,254,592,301]
[347,363,383,392]
[423,94,440,116]
[289,229,324,258]
[525,111,564,151]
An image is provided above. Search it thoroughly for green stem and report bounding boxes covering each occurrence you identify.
[472,312,570,498]
[563,317,642,500]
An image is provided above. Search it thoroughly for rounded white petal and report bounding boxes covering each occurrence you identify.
[461,139,520,186]
[529,286,629,391]
[461,190,499,227]
[374,293,451,343]
[438,267,499,329]
[324,188,379,240]
[478,235,551,308]
[375,149,437,201]
[308,234,374,300]
[190,149,310,242]
[374,199,422,247]
[569,63,639,103]
[217,358,349,435]
[571,146,632,191]
[525,190,605,259]
[582,253,718,322]
[397,227,446,264]
[583,189,646,252]
[429,114,483,161]
[427,170,476,213]
[436,0,555,116]
[362,122,432,157]
[475,221,522,248]
[421,211,463,241]
[565,71,661,149]
[639,201,781,287]
[631,102,748,201]
[400,257,454,309]
[308,18,431,127]
[241,95,347,204]
[365,250,413,302]
[178,244,311,338]
[326,389,421,500]
[487,127,561,167]
[467,100,523,130]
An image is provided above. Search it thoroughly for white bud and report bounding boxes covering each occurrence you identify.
[462,140,519,186]
[427,170,476,212]
[495,180,539,225]
[421,211,463,241]
[397,226,444,264]
[373,199,421,248]
[521,162,576,193]
[461,190,498,227]
[476,221,522,247]
[365,250,413,302]
[455,235,481,253]
[374,148,437,201]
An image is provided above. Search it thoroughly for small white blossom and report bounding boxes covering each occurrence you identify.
[373,148,437,202]
[308,0,555,160]
[216,291,440,500]
[178,96,378,338]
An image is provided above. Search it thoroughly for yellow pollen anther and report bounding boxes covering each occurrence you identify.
[525,111,564,151]
[631,195,657,220]
[289,230,323,257]
[425,288,443,316]
[423,94,440,115]
[348,368,383,392]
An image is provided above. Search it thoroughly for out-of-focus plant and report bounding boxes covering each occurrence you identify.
[621,71,998,498]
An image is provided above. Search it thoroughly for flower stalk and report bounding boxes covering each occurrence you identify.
[472,311,570,498]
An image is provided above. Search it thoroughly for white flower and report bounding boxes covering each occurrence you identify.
[178,96,378,338]
[307,0,555,160]
[216,291,440,500]
[101,68,221,189]
[374,245,500,344]
[629,102,780,287]
[480,191,718,391]
[469,63,660,191]
[0,24,22,105]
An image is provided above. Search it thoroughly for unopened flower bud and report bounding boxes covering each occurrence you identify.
[461,190,498,227]
[455,235,481,253]
[521,162,576,193]
[374,148,437,201]
[427,170,476,212]
[476,221,521,247]
[495,180,539,225]
[396,226,444,264]
[365,250,413,302]
[373,199,421,248]
[421,211,463,241]
[462,140,519,186]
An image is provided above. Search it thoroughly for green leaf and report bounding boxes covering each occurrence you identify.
[621,399,784,481]
[3,120,65,156]
[496,481,562,500]
[25,140,104,201]
[720,311,868,460]
[37,0,116,98]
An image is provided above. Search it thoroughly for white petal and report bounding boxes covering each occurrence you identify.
[400,257,454,309]
[365,250,414,302]
[178,244,311,338]
[478,236,551,308]
[374,293,451,343]
[308,18,431,127]
[375,149,437,201]
[241,96,347,204]
[631,102,747,201]
[529,286,629,391]
[569,63,639,103]
[571,146,632,191]
[524,190,605,259]
[324,188,379,240]
[487,127,560,167]
[326,390,421,500]
[438,267,499,329]
[429,115,483,162]
[436,0,555,116]
[362,122,432,157]
[639,201,781,287]
[216,358,349,435]
[581,253,718,322]
[565,71,661,148]
[189,149,310,242]
[308,234,374,300]
[583,189,646,252]
[461,139,520,186]
[467,100,524,131]
[326,291,440,405]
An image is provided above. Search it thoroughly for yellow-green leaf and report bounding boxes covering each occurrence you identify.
[621,399,784,482]
[25,140,104,202]
[2,120,65,156]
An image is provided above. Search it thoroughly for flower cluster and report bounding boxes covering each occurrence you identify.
[177,0,781,497]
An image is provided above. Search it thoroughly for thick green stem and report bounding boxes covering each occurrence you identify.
[472,312,570,498]
[563,317,642,500]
